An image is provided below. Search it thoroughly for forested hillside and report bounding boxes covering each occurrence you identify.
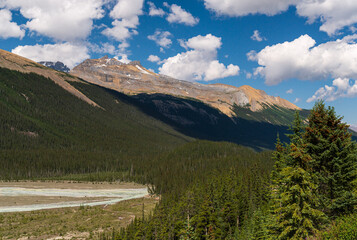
[0,67,191,180]
[113,102,357,240]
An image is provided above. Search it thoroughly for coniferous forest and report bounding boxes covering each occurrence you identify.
[1,68,357,239]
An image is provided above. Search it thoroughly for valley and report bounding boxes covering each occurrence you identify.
[0,50,356,239]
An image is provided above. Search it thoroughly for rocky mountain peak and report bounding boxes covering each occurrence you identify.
[38,61,70,73]
[71,56,300,117]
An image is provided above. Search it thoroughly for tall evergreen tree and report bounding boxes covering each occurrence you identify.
[304,101,357,216]
[287,111,304,145]
[270,143,326,239]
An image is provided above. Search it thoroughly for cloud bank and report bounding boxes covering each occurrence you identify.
[249,34,357,85]
[307,78,357,102]
[12,43,89,68]
[0,0,104,41]
[203,0,357,35]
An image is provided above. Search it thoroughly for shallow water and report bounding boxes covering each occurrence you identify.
[0,187,148,213]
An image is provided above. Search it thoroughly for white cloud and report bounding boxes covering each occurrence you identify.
[294,98,301,103]
[12,43,89,68]
[249,34,357,85]
[1,0,104,41]
[148,30,172,48]
[246,72,252,79]
[0,9,25,39]
[165,3,199,26]
[296,0,357,36]
[307,78,357,102]
[90,42,119,55]
[159,34,239,81]
[251,30,266,42]
[115,54,131,64]
[148,2,165,17]
[147,55,161,63]
[203,0,296,17]
[286,89,293,94]
[102,0,144,46]
[203,0,357,35]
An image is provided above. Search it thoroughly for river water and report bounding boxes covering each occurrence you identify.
[0,186,148,213]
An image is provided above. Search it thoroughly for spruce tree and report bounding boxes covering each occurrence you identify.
[304,101,357,216]
[287,111,304,145]
[270,143,326,239]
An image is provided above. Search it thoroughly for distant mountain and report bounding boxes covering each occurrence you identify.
[350,125,357,132]
[71,56,300,119]
[38,61,70,73]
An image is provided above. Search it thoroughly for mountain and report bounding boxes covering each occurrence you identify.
[71,56,300,118]
[0,51,192,179]
[350,125,357,132]
[0,49,98,107]
[0,50,312,151]
[38,61,70,73]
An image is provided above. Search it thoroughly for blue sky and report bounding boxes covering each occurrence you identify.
[1,0,357,126]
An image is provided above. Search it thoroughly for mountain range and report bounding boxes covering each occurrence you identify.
[1,49,355,151]
[71,56,300,118]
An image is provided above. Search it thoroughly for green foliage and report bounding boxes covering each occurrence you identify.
[270,144,326,239]
[314,213,357,240]
[0,67,189,181]
[304,101,357,216]
[116,145,273,239]
[269,101,357,239]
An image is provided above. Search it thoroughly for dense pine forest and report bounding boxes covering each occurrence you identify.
[1,68,357,239]
[113,102,357,239]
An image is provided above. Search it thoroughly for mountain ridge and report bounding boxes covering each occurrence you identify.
[0,49,99,108]
[71,56,300,118]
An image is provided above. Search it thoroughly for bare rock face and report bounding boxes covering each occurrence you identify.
[71,56,300,117]
[38,61,70,73]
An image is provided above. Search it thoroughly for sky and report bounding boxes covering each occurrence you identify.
[0,0,357,127]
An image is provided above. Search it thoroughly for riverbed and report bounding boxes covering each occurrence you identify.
[0,181,148,213]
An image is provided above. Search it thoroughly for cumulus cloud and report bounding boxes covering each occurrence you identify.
[203,0,295,17]
[90,42,119,56]
[159,34,239,81]
[147,55,161,63]
[296,0,357,36]
[148,2,165,17]
[165,3,199,26]
[102,0,144,46]
[249,34,357,85]
[307,78,357,102]
[251,30,266,42]
[0,9,25,39]
[203,0,357,35]
[286,89,293,94]
[294,98,301,103]
[148,30,172,48]
[0,0,104,41]
[12,43,89,68]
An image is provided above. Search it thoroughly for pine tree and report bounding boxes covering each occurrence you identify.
[287,111,304,145]
[304,101,357,216]
[271,134,286,187]
[270,143,326,239]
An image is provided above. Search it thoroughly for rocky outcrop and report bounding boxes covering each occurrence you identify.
[71,56,300,117]
[38,61,70,73]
